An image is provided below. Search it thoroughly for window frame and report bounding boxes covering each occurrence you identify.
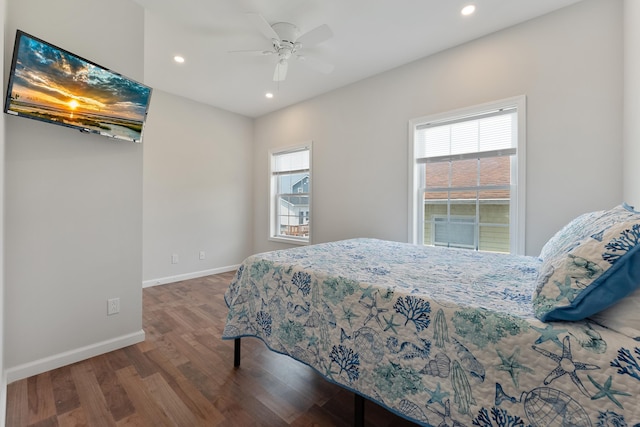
[408,96,526,255]
[269,142,312,245]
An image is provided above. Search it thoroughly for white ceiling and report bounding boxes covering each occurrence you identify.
[132,0,583,118]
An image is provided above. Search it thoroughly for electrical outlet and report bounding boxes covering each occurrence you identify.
[107,298,120,316]
[199,251,205,260]
[171,253,179,264]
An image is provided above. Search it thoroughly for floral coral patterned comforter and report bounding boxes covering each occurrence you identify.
[222,238,640,427]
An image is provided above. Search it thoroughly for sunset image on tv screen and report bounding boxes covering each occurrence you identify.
[6,32,152,142]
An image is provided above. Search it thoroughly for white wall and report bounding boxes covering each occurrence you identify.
[142,90,253,285]
[4,0,146,381]
[253,0,623,256]
[624,0,640,207]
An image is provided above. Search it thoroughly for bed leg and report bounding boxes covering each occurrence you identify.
[234,338,241,368]
[354,394,364,427]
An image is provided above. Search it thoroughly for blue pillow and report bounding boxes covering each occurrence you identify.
[533,203,640,322]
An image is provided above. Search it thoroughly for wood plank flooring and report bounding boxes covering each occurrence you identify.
[5,272,418,426]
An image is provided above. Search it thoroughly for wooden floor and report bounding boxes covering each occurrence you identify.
[5,272,418,427]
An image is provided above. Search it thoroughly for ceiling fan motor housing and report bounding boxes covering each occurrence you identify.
[272,22,301,43]
[271,22,303,60]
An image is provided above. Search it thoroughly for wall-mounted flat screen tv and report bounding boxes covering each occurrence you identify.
[4,30,152,143]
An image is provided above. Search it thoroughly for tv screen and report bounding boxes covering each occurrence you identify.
[4,30,152,143]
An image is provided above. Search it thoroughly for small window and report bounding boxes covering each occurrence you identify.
[269,144,311,244]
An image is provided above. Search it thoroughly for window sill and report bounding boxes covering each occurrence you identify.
[269,236,310,246]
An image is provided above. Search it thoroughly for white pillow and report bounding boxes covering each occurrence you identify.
[590,287,640,340]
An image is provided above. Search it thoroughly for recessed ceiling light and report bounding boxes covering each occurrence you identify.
[173,55,185,64]
[461,4,476,16]
[265,92,274,99]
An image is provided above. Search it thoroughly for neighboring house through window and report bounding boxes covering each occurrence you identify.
[409,96,526,254]
[270,144,311,244]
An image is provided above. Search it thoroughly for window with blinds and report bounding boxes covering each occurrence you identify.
[409,97,526,254]
[270,144,311,243]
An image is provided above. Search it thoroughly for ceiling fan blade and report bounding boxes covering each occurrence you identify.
[273,60,288,82]
[247,13,279,41]
[296,24,333,46]
[297,55,334,74]
[228,49,273,56]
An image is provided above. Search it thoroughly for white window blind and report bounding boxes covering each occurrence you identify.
[415,109,516,163]
[273,149,310,175]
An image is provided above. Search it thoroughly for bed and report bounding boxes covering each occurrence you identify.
[222,204,640,427]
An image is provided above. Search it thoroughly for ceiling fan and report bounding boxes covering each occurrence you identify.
[231,13,334,82]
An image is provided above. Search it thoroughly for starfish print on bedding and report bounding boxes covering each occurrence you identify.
[426,382,449,406]
[359,285,376,301]
[383,314,401,334]
[284,285,295,298]
[531,324,567,348]
[587,374,631,409]
[262,282,272,298]
[342,306,360,328]
[532,335,600,396]
[307,333,319,348]
[359,294,388,328]
[237,306,249,320]
[495,347,534,388]
[554,276,580,302]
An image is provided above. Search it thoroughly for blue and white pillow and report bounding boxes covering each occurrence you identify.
[533,203,640,322]
[538,209,604,261]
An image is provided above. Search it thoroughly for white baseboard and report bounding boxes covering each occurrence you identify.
[142,264,239,288]
[5,329,145,383]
